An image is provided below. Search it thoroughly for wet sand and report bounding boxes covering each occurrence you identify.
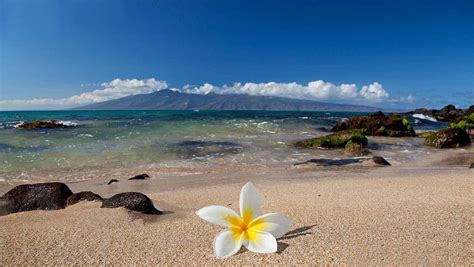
[0,165,472,265]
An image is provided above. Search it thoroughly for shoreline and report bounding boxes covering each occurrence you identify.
[1,165,472,265]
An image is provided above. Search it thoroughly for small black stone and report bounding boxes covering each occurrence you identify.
[101,192,162,215]
[128,173,150,180]
[107,179,119,185]
[372,156,391,166]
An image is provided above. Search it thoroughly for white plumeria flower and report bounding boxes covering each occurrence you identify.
[196,182,292,259]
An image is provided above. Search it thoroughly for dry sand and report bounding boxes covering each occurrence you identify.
[0,166,473,265]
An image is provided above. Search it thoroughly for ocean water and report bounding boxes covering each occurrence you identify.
[0,110,449,181]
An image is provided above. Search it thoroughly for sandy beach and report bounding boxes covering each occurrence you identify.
[1,164,472,265]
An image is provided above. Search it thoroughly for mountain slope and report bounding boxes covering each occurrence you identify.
[74,90,380,111]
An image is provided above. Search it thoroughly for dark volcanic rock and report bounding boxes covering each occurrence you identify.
[66,191,103,206]
[0,182,73,215]
[371,156,391,166]
[470,163,474,168]
[295,130,368,149]
[332,112,416,137]
[107,179,119,185]
[294,156,390,167]
[407,104,473,123]
[423,128,471,148]
[101,192,162,215]
[128,173,150,180]
[18,120,71,129]
[344,141,371,156]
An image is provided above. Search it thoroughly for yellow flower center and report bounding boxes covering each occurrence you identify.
[226,207,262,242]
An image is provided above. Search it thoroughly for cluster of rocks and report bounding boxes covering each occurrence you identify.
[406,104,474,123]
[106,173,150,185]
[407,105,474,144]
[332,111,416,137]
[0,180,161,216]
[293,108,472,167]
[18,120,73,129]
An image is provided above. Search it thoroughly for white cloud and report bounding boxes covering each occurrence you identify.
[359,82,389,102]
[0,78,408,110]
[183,80,384,102]
[0,78,168,110]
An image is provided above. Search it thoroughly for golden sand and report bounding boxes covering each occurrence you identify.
[0,167,472,265]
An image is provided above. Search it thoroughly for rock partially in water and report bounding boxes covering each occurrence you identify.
[332,112,416,137]
[66,191,103,206]
[101,192,162,215]
[128,173,150,180]
[18,120,72,129]
[449,113,474,136]
[344,140,371,156]
[368,156,391,166]
[294,156,391,167]
[107,179,119,185]
[470,163,474,168]
[407,104,473,123]
[418,131,436,138]
[0,182,73,215]
[295,130,368,149]
[423,128,471,148]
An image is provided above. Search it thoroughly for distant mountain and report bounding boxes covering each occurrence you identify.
[74,89,380,112]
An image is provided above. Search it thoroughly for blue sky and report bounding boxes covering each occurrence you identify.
[0,0,473,110]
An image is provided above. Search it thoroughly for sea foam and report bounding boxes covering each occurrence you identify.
[412,114,437,122]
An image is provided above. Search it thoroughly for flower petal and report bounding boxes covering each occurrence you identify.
[242,230,277,253]
[196,205,242,228]
[249,213,293,239]
[239,182,262,223]
[213,229,243,259]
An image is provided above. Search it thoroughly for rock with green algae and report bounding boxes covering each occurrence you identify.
[422,127,471,148]
[295,130,368,149]
[18,120,70,129]
[332,111,416,137]
[344,140,371,156]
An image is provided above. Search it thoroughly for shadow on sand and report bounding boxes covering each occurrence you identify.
[277,224,316,253]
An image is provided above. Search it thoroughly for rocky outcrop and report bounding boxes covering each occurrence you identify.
[332,112,416,137]
[0,182,73,215]
[18,120,72,129]
[66,191,103,206]
[295,130,368,149]
[101,192,162,215]
[407,104,474,123]
[449,113,474,134]
[422,128,471,148]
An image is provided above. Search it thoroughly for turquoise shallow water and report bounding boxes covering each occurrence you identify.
[0,110,447,179]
